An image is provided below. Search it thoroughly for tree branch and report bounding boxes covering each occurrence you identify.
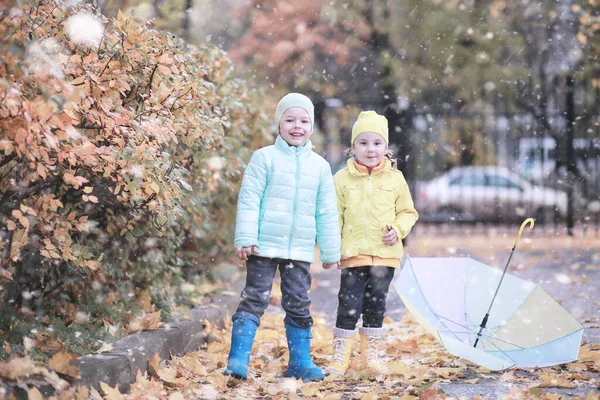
[0,153,16,169]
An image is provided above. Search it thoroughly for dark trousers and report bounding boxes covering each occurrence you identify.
[235,255,313,329]
[335,265,395,330]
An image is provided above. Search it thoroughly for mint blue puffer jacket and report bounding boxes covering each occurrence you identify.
[234,135,341,264]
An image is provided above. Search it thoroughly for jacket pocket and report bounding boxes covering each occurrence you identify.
[341,184,362,207]
[372,184,397,217]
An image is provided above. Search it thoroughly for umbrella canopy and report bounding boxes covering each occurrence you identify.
[394,256,584,371]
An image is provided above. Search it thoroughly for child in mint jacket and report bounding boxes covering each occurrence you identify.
[224,93,341,382]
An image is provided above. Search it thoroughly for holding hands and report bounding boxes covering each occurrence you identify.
[382,224,399,246]
[322,261,340,270]
[236,245,259,261]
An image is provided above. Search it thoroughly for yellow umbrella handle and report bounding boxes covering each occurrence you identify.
[476,217,536,348]
[513,218,534,248]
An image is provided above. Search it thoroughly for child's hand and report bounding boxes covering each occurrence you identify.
[322,261,340,270]
[382,224,399,246]
[236,245,259,261]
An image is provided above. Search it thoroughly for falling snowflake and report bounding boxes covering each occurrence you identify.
[65,13,104,47]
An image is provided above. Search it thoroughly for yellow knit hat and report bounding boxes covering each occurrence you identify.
[351,111,389,144]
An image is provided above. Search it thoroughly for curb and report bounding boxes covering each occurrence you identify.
[71,304,233,392]
[0,278,244,399]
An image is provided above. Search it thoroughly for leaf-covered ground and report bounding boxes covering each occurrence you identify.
[2,228,599,399]
[118,229,600,399]
[119,310,600,400]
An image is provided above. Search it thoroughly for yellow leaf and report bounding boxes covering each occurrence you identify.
[0,140,14,155]
[0,357,39,380]
[432,367,461,379]
[27,387,44,400]
[135,290,153,313]
[75,176,90,185]
[82,260,98,271]
[64,173,81,189]
[37,165,47,180]
[88,195,99,203]
[96,341,114,353]
[156,364,178,383]
[1,268,13,280]
[99,382,124,400]
[127,311,163,334]
[67,211,77,220]
[83,186,94,194]
[148,353,161,376]
[157,64,171,76]
[538,374,576,388]
[70,76,85,85]
[20,204,37,217]
[301,384,321,397]
[48,352,79,378]
[6,220,16,231]
[49,250,61,259]
[158,52,172,65]
[11,209,22,219]
[386,360,411,377]
[18,216,30,230]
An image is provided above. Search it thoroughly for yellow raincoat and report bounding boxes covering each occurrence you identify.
[333,158,418,269]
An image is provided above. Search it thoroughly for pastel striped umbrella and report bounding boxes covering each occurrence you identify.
[394,219,583,370]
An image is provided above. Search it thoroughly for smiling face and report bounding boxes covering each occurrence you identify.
[352,131,388,168]
[279,107,312,147]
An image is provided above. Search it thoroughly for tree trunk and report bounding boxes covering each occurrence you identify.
[565,75,576,235]
[364,3,414,180]
[182,0,193,41]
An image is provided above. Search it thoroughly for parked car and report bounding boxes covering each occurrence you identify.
[416,166,568,223]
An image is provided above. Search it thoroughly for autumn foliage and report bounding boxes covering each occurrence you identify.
[0,0,270,357]
[227,0,370,95]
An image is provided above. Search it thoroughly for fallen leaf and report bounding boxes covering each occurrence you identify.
[48,352,79,378]
[538,374,576,388]
[126,311,163,334]
[99,381,124,400]
[27,387,44,400]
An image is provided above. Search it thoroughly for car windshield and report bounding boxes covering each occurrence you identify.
[486,174,522,190]
[449,172,486,186]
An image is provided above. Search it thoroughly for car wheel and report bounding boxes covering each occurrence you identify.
[437,206,472,222]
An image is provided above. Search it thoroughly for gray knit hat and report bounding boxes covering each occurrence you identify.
[274,93,314,133]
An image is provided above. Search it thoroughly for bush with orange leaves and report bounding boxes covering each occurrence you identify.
[0,0,270,357]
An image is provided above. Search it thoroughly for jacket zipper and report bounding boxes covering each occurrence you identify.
[364,175,372,255]
[289,148,300,258]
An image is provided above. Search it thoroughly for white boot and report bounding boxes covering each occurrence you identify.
[325,327,356,376]
[359,327,385,375]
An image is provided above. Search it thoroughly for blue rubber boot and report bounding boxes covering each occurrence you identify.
[284,323,325,382]
[223,312,260,379]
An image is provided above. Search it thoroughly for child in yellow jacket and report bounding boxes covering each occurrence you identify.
[326,110,418,377]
